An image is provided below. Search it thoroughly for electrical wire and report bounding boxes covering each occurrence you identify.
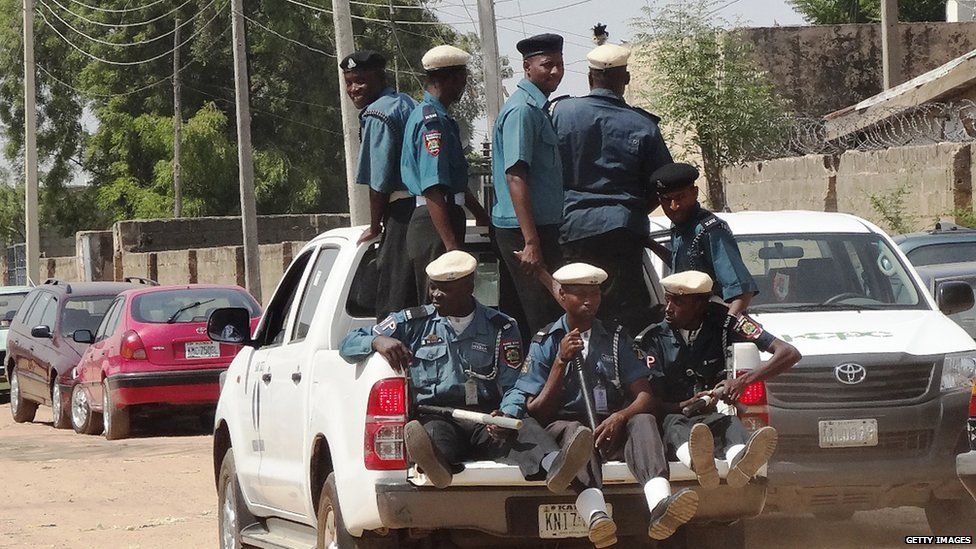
[45,0,196,29]
[280,0,465,25]
[185,83,345,136]
[241,12,337,58]
[38,0,216,48]
[497,0,593,20]
[67,0,168,14]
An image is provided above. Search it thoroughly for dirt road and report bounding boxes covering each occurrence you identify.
[0,403,939,548]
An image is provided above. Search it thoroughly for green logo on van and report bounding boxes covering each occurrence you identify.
[780,331,894,342]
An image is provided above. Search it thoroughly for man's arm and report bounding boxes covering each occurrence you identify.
[464,189,490,226]
[708,226,759,313]
[726,293,754,317]
[721,338,800,401]
[526,330,582,425]
[594,377,655,452]
[422,187,461,251]
[506,161,545,274]
[358,188,391,244]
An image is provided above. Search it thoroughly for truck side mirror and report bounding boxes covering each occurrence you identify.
[208,307,254,346]
[31,325,52,339]
[72,329,94,344]
[938,281,975,317]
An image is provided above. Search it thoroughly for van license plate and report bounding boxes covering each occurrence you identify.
[538,503,612,539]
[818,419,878,448]
[185,341,220,359]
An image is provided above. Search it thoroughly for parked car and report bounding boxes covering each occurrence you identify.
[6,279,143,428]
[70,284,261,440]
[0,285,32,397]
[894,221,976,267]
[915,262,976,340]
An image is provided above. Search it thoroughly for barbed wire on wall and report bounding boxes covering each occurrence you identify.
[749,100,976,161]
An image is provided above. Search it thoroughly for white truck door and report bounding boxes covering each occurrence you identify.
[260,244,342,516]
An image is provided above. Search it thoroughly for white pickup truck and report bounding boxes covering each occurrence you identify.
[208,225,766,549]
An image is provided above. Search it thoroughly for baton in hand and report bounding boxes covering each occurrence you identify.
[682,385,727,417]
[416,405,523,430]
[574,353,607,461]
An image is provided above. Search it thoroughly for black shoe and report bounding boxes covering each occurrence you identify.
[689,423,719,490]
[648,488,699,540]
[404,420,453,488]
[728,426,777,488]
[587,510,617,548]
[545,426,593,493]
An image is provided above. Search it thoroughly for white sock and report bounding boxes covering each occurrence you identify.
[675,442,692,469]
[541,451,557,471]
[575,488,608,522]
[726,444,746,463]
[643,477,672,510]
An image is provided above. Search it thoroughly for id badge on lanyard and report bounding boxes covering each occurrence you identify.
[593,383,609,415]
[465,377,479,406]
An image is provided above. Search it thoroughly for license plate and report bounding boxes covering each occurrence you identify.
[538,503,612,539]
[819,419,878,448]
[185,341,220,359]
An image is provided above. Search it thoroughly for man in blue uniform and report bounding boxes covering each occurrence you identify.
[401,45,490,304]
[341,50,418,320]
[504,263,698,547]
[648,162,758,316]
[635,271,800,489]
[491,33,566,338]
[340,251,592,491]
[551,42,672,336]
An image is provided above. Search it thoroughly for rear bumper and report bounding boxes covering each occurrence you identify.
[106,368,224,406]
[374,480,766,537]
[957,451,976,501]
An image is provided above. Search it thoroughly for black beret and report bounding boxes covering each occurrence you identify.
[651,162,700,194]
[516,33,563,59]
[340,50,386,72]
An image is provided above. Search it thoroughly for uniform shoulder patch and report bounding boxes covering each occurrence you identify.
[423,130,441,157]
[531,322,555,344]
[733,314,764,341]
[502,340,522,369]
[373,314,397,335]
[488,311,513,331]
[547,94,571,116]
[421,105,441,127]
[698,211,729,233]
[404,306,433,321]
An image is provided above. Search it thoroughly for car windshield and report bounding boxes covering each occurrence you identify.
[0,293,27,328]
[734,233,926,312]
[62,296,116,336]
[132,288,259,324]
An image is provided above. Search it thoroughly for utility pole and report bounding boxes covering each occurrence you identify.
[172,17,183,218]
[477,0,503,131]
[332,0,367,226]
[229,0,262,302]
[881,0,902,89]
[388,0,399,91]
[23,0,40,285]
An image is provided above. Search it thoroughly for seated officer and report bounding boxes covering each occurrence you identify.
[339,250,592,491]
[504,263,699,547]
[636,271,801,489]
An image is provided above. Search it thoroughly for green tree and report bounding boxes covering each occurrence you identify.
[788,0,946,24]
[633,0,790,209]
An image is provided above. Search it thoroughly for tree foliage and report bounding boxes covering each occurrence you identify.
[0,0,476,238]
[633,0,790,209]
[787,0,947,24]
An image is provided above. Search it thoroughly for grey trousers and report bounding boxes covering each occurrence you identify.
[406,204,466,305]
[662,412,750,460]
[545,413,669,493]
[418,414,560,480]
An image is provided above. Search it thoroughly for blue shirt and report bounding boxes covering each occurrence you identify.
[551,89,672,243]
[356,88,417,194]
[400,92,469,197]
[339,303,525,417]
[490,79,564,229]
[502,316,649,418]
[671,204,759,301]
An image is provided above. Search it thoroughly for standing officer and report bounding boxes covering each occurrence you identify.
[504,263,698,547]
[341,50,418,320]
[649,162,758,316]
[491,33,566,337]
[551,42,672,336]
[340,251,592,491]
[635,271,800,489]
[401,45,490,303]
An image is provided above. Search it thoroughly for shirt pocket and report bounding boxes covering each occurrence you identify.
[414,344,448,383]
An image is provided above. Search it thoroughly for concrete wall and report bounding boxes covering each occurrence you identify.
[43,256,78,281]
[726,142,974,232]
[76,231,114,282]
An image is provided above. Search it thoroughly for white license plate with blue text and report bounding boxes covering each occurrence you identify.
[185,341,220,359]
[538,503,612,539]
[819,419,878,448]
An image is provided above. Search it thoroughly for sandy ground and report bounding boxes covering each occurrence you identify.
[0,402,941,548]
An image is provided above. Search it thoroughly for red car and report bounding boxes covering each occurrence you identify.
[69,284,261,439]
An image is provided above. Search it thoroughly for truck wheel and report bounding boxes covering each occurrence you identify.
[218,449,256,549]
[51,380,71,429]
[924,498,976,535]
[102,379,130,440]
[71,384,102,435]
[317,472,398,549]
[10,367,38,423]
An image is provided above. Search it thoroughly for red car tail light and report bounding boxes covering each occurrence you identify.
[120,330,148,360]
[738,379,767,406]
[364,378,407,470]
[969,384,976,418]
[736,371,769,431]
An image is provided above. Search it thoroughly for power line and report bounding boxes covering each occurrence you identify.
[185,83,345,136]
[497,0,594,20]
[281,0,466,25]
[38,0,217,48]
[67,0,168,14]
[241,12,336,58]
[45,0,196,29]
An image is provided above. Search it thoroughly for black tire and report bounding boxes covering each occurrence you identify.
[51,379,71,429]
[102,379,130,440]
[217,449,257,549]
[9,367,38,423]
[317,472,399,549]
[71,383,102,435]
[924,498,976,536]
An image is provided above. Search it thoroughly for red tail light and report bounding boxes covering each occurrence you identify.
[736,372,768,431]
[738,380,767,406]
[969,384,976,418]
[120,330,147,360]
[364,378,407,470]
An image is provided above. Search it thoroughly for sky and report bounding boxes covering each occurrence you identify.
[429,0,807,142]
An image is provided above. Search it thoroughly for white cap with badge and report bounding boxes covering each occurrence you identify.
[586,43,631,70]
[552,263,608,286]
[660,270,713,295]
[426,250,477,282]
[422,45,471,71]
